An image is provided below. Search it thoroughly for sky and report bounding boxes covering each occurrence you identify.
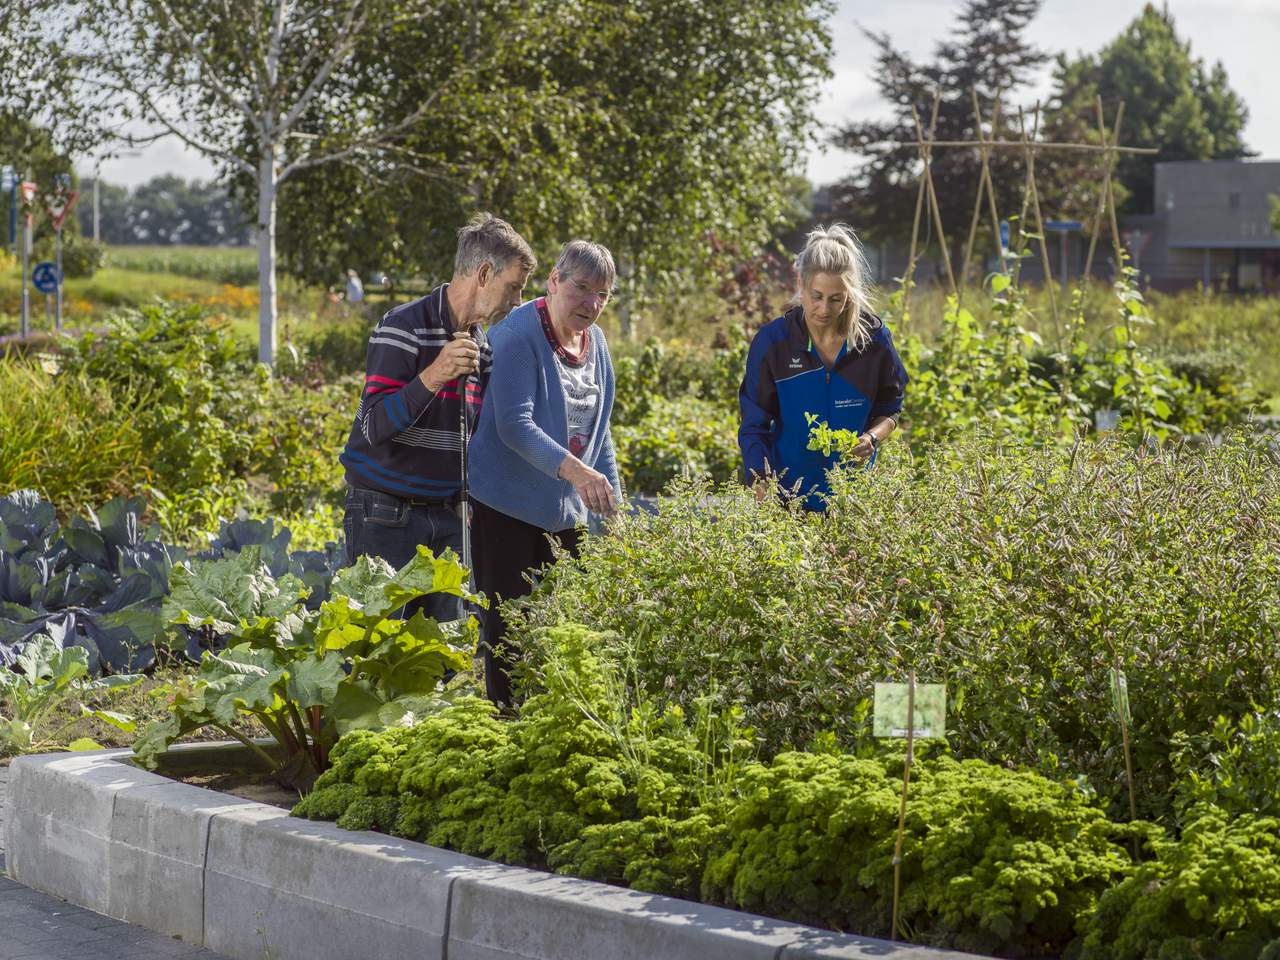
[89,0,1280,191]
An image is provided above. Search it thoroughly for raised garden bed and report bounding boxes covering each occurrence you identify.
[3,744,985,960]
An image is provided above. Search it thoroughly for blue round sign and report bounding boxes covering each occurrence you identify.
[31,262,60,295]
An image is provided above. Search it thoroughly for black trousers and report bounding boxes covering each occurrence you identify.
[471,498,582,707]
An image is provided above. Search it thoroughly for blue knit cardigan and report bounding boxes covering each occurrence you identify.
[468,299,621,531]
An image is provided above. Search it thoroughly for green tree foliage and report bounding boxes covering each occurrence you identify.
[78,176,251,246]
[272,0,831,299]
[0,115,92,261]
[1043,3,1250,216]
[826,0,1047,252]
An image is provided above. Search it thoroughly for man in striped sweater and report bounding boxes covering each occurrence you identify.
[340,213,536,623]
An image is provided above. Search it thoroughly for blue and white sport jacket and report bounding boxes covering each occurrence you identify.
[738,306,908,509]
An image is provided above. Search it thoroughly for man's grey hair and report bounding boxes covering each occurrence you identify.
[552,240,616,290]
[454,213,537,277]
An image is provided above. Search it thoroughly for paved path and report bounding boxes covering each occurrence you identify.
[0,765,236,960]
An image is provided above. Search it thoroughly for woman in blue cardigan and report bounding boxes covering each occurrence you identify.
[468,240,623,706]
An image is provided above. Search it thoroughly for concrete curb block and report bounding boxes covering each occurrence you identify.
[4,747,987,960]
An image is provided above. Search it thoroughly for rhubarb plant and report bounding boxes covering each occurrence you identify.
[135,545,474,790]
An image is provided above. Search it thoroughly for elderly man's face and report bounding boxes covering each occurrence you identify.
[473,261,532,328]
[547,269,611,334]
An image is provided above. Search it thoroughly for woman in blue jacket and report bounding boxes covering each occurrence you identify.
[739,224,907,510]
[468,240,622,706]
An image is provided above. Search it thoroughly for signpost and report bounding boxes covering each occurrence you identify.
[1,166,14,255]
[47,175,79,332]
[875,675,947,941]
[19,181,36,338]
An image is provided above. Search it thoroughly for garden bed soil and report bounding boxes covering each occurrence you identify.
[171,769,299,810]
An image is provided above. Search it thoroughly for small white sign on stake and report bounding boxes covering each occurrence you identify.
[874,682,947,739]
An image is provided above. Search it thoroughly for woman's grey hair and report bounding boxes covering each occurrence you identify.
[454,213,537,277]
[552,240,616,292]
[793,223,875,350]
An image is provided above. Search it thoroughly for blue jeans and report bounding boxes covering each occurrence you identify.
[342,486,464,624]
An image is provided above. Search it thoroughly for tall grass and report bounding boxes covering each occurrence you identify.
[0,360,150,512]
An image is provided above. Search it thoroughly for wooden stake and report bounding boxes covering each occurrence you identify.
[902,95,941,315]
[890,669,917,942]
[867,138,1155,155]
[1112,655,1140,860]
[1010,108,1040,288]
[911,101,957,297]
[1083,98,1126,283]
[1017,104,1061,344]
[961,91,1004,287]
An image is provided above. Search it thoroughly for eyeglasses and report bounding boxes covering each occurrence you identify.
[566,277,612,306]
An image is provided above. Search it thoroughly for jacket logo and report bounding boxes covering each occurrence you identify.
[788,357,805,369]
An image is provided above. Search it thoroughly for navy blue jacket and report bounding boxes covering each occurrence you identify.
[739,306,907,509]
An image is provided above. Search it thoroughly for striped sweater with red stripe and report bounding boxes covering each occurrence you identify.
[340,283,492,500]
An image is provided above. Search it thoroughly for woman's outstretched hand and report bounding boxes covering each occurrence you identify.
[558,455,619,515]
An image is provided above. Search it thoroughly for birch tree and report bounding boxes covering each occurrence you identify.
[47,0,484,365]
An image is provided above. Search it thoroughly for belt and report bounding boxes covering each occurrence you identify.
[405,496,460,509]
[349,486,459,509]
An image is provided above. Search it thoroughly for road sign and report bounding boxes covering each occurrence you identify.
[31,261,60,295]
[20,181,37,204]
[1044,220,1083,232]
[49,190,80,230]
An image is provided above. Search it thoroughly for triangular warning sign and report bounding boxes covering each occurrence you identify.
[49,190,80,230]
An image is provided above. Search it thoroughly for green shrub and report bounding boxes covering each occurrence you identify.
[0,360,149,513]
[251,376,354,512]
[57,302,264,500]
[136,545,473,790]
[1076,805,1280,960]
[510,434,1280,820]
[1171,710,1280,821]
[296,624,1134,957]
[611,336,745,427]
[703,751,1132,956]
[613,395,740,494]
[32,235,104,279]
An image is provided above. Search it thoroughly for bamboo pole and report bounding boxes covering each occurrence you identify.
[1010,108,1040,288]
[902,94,942,314]
[867,138,1155,154]
[911,102,957,297]
[1017,104,1061,342]
[1083,99,1126,282]
[961,91,1004,287]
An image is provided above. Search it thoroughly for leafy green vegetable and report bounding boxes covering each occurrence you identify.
[136,545,473,790]
[0,490,178,675]
[1077,805,1280,960]
[0,632,142,756]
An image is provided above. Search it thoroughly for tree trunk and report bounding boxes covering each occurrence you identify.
[616,252,634,341]
[256,148,279,366]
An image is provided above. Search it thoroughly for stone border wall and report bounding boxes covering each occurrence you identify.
[4,748,986,960]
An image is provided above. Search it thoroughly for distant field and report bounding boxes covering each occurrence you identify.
[103,244,258,286]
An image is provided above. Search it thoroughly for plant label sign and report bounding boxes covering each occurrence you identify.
[874,682,946,738]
